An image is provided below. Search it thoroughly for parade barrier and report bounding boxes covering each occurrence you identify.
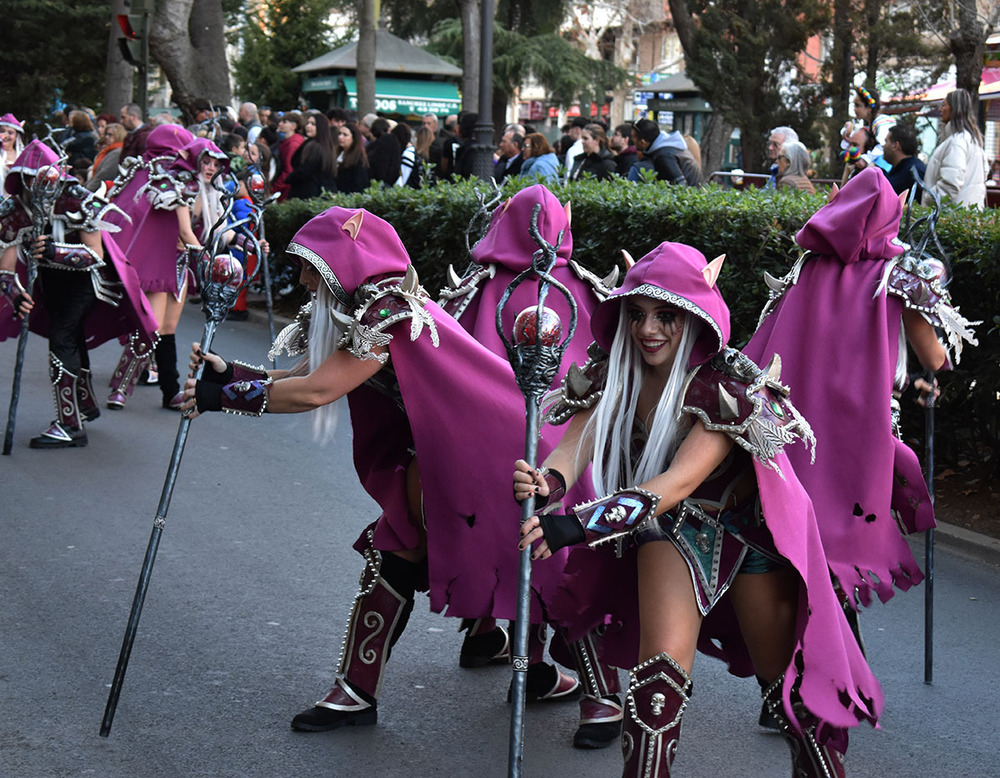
[265,179,999,479]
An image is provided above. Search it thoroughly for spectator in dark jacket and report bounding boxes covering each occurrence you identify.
[334,122,371,194]
[64,110,98,167]
[883,123,927,197]
[628,119,701,186]
[286,112,337,199]
[611,122,637,177]
[451,112,480,179]
[568,124,617,181]
[494,130,524,183]
[366,118,402,187]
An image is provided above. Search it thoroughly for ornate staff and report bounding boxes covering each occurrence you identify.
[495,204,577,777]
[3,162,64,455]
[903,170,943,686]
[244,166,280,367]
[99,176,266,737]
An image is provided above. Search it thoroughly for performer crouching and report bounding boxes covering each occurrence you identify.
[515,243,882,777]
[180,206,583,735]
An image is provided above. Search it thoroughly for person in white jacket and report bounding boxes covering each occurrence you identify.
[923,88,988,209]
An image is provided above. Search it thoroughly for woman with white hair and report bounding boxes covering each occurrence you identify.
[776,140,815,194]
[515,243,880,776]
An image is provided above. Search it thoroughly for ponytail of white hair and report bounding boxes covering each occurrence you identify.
[307,282,352,444]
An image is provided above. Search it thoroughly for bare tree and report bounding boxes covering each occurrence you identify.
[148,0,231,122]
[917,0,1000,102]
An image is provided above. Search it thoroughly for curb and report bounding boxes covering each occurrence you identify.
[245,306,294,331]
[930,520,1000,567]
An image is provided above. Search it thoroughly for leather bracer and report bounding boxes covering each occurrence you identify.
[539,487,660,553]
[41,240,105,271]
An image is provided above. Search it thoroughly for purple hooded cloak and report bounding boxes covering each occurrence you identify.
[441,184,608,382]
[287,207,573,622]
[548,242,882,730]
[0,140,157,348]
[743,167,933,608]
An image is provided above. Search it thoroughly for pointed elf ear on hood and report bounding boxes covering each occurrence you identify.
[702,254,726,288]
[621,249,635,269]
[342,210,364,240]
[828,183,840,203]
[564,200,572,226]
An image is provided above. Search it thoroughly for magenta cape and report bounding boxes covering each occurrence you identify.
[106,125,201,294]
[743,168,933,608]
[349,305,571,622]
[547,242,882,729]
[455,184,601,385]
[0,234,158,348]
[288,205,571,622]
[448,184,603,506]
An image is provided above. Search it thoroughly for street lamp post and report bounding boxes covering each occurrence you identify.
[471,0,496,181]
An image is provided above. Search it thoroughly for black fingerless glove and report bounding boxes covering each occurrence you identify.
[194,381,223,412]
[537,513,586,553]
[200,357,234,385]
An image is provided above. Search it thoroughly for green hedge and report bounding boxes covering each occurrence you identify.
[264,178,1000,474]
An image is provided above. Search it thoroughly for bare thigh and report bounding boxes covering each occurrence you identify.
[727,567,799,684]
[637,540,704,673]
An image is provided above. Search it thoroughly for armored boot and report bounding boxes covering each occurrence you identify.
[107,332,153,410]
[30,354,87,449]
[761,675,848,778]
[156,333,183,410]
[459,618,511,668]
[290,551,417,732]
[560,628,622,749]
[621,652,692,778]
[77,367,100,422]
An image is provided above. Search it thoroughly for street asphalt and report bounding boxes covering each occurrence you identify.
[1,306,997,777]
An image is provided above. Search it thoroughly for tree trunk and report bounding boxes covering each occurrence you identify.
[699,112,733,176]
[104,4,135,115]
[864,0,883,85]
[148,0,231,123]
[830,0,853,169]
[357,0,377,117]
[950,0,985,103]
[461,0,481,113]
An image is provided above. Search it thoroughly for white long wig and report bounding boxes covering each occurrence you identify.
[196,176,225,243]
[584,304,702,494]
[306,281,353,444]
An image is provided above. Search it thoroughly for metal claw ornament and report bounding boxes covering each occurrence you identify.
[495,203,577,777]
[100,168,274,737]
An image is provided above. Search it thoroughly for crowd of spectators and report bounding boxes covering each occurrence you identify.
[8,87,996,212]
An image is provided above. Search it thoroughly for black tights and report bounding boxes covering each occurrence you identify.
[38,267,94,375]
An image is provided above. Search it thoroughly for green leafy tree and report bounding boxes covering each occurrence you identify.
[0,0,109,120]
[428,17,628,109]
[233,0,339,109]
[669,0,830,173]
